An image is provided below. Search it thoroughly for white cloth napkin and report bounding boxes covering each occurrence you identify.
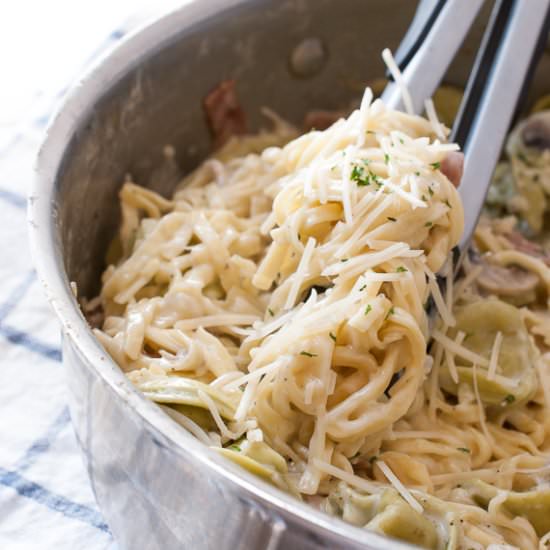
[0,3,182,548]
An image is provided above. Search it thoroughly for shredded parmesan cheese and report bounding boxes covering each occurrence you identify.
[376,460,423,513]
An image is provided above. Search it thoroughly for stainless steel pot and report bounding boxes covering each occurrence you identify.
[28,1,550,548]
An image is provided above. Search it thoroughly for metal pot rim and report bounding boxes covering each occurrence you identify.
[28,2,411,548]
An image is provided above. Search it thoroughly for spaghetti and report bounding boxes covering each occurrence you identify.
[91,63,550,549]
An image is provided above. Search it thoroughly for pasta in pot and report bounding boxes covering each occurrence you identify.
[88,76,550,549]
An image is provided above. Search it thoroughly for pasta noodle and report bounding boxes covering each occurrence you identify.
[89,68,550,549]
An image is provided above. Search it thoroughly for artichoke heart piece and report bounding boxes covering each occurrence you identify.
[135,376,238,420]
[218,441,297,496]
[366,497,438,550]
[439,299,538,406]
[465,479,550,537]
[325,484,454,550]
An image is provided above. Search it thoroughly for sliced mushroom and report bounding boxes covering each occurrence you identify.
[505,230,550,266]
[477,261,539,299]
[521,110,550,150]
[507,110,550,159]
[441,151,464,188]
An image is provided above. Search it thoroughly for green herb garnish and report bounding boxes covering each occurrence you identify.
[457,447,471,454]
[503,394,516,405]
[365,304,372,315]
[351,163,383,187]
[329,332,337,342]
[385,307,395,319]
[229,444,241,452]
[430,161,441,170]
[425,221,433,227]
[351,164,367,185]
[428,187,434,196]
[396,266,407,272]
[384,153,390,164]
[267,308,274,317]
[300,351,317,358]
[444,199,452,208]
[387,216,397,222]
[359,284,367,291]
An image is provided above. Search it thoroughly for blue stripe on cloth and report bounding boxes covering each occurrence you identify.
[0,323,62,362]
[14,407,71,472]
[0,467,110,533]
[0,188,26,210]
[0,270,36,322]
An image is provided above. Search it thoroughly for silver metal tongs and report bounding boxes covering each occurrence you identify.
[382,0,550,271]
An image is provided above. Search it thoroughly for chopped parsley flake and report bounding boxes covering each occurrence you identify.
[351,163,381,187]
[396,266,407,272]
[385,307,395,319]
[422,194,428,202]
[329,332,337,342]
[387,216,397,222]
[399,138,404,144]
[428,187,434,196]
[267,308,274,317]
[341,258,349,262]
[457,447,471,454]
[384,153,390,164]
[415,171,420,176]
[366,130,376,135]
[229,444,241,452]
[359,284,367,291]
[300,351,317,358]
[365,304,372,315]
[444,199,452,208]
[351,164,366,184]
[430,161,441,170]
[425,221,433,227]
[503,394,516,405]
